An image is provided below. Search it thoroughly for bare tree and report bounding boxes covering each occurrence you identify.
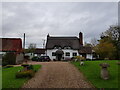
[91,37,98,47]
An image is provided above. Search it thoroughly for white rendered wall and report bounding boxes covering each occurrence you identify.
[25,53,34,59]
[47,49,79,60]
[0,52,6,55]
[46,49,57,60]
[62,49,79,59]
[86,54,93,59]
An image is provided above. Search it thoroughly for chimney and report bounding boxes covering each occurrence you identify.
[79,32,83,45]
[47,33,50,38]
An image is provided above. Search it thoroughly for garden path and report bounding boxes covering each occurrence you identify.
[22,61,94,88]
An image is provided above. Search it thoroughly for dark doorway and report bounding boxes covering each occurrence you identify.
[55,49,64,61]
[81,54,86,59]
[57,54,62,61]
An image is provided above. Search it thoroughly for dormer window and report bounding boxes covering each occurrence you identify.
[53,45,62,49]
[64,46,71,49]
[54,47,57,49]
[58,47,61,49]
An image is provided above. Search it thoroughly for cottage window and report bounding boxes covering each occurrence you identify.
[52,52,56,56]
[65,52,70,56]
[73,53,77,56]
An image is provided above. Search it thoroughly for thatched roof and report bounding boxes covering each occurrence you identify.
[46,36,82,50]
[56,49,64,54]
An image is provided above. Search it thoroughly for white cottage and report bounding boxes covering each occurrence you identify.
[46,32,93,61]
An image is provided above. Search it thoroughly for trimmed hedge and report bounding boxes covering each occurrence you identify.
[16,70,35,78]
[21,64,29,67]
[21,64,34,70]
[4,65,14,68]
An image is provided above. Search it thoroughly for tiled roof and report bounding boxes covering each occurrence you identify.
[79,46,92,54]
[0,38,22,52]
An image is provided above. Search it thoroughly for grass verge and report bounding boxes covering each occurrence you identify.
[2,64,41,88]
[72,60,119,88]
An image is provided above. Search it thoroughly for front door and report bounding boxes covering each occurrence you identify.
[57,54,62,61]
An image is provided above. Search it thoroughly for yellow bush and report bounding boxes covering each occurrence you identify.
[74,56,85,61]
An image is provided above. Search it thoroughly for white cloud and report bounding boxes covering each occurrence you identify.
[2,2,118,48]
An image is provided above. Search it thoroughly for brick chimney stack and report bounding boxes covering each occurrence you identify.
[79,32,83,45]
[47,33,50,38]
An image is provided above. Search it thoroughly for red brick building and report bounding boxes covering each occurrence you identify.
[0,38,24,64]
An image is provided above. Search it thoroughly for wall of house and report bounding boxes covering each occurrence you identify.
[86,54,93,60]
[62,49,79,60]
[16,53,24,64]
[25,53,34,59]
[47,49,79,60]
[0,52,6,55]
[34,53,46,57]
[46,49,57,60]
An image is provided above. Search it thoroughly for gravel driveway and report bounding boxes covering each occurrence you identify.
[22,61,94,88]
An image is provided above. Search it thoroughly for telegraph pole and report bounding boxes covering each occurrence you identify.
[23,33,25,49]
[23,33,26,61]
[42,39,46,48]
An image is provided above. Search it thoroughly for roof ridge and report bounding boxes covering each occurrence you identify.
[0,38,21,40]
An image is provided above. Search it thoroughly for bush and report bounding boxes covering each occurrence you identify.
[16,70,35,78]
[21,64,33,70]
[31,56,39,61]
[86,59,92,61]
[2,52,16,66]
[21,64,29,67]
[2,61,8,66]
[74,56,85,61]
[4,65,14,68]
[29,65,33,70]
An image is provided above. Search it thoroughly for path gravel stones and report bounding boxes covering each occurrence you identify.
[22,61,94,88]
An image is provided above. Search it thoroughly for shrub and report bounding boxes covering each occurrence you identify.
[21,64,33,70]
[21,64,29,67]
[74,56,85,61]
[16,70,35,78]
[86,59,92,61]
[29,65,33,70]
[2,61,8,66]
[4,65,14,68]
[2,52,16,66]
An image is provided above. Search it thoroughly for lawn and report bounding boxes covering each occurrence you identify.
[72,60,119,89]
[2,65,41,88]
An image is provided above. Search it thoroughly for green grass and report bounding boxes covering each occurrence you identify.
[0,67,2,90]
[2,65,41,88]
[72,60,119,88]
